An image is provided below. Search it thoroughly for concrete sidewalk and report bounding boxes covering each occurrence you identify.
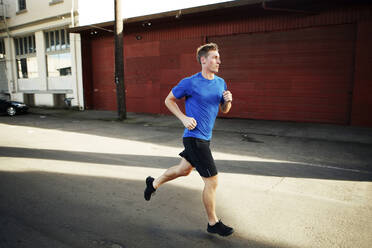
[2,108,372,248]
[29,107,372,145]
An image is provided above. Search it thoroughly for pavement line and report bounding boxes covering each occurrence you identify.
[221,159,372,175]
[297,162,372,175]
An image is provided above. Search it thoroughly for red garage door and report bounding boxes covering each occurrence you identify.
[90,37,116,110]
[210,24,355,124]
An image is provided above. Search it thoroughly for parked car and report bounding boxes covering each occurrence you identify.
[0,99,29,116]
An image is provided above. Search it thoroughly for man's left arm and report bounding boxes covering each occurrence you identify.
[220,90,232,114]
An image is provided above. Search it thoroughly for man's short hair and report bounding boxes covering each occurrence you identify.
[196,43,219,64]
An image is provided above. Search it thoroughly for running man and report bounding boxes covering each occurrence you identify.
[144,43,234,237]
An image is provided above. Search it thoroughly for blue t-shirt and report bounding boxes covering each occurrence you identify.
[172,72,227,140]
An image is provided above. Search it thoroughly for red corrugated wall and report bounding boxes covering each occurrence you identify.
[351,20,372,126]
[123,37,203,114]
[210,24,355,124]
[84,5,372,126]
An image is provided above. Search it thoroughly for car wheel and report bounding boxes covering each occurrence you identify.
[7,106,16,116]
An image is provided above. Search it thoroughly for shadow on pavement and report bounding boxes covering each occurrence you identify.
[2,115,372,172]
[0,170,294,248]
[1,146,371,182]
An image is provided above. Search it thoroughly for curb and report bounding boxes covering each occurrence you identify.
[28,108,372,145]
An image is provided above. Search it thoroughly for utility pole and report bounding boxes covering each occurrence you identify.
[114,0,126,120]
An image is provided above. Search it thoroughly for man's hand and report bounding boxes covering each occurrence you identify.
[220,90,232,114]
[182,116,197,130]
[223,90,232,103]
[165,91,197,130]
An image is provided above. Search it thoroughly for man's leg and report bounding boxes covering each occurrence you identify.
[202,175,219,225]
[202,175,234,236]
[153,158,193,189]
[144,158,193,201]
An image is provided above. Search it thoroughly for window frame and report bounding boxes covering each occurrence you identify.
[0,39,5,59]
[44,28,72,78]
[16,57,38,79]
[18,0,27,11]
[14,35,36,57]
[45,28,70,54]
[14,34,38,79]
[49,0,64,6]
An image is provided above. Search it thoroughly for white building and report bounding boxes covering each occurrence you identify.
[0,0,84,109]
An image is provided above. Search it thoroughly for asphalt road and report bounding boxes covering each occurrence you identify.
[1,114,371,248]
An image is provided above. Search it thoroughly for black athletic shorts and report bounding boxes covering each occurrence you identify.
[179,137,218,178]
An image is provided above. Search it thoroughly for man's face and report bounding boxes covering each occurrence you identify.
[201,50,221,73]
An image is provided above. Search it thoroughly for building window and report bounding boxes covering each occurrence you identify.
[45,29,70,52]
[45,28,71,77]
[49,0,64,6]
[16,58,38,79]
[46,53,72,77]
[14,35,38,79]
[18,0,27,11]
[15,35,36,56]
[0,39,5,59]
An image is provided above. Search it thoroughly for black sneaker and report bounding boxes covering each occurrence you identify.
[144,176,156,201]
[207,220,234,237]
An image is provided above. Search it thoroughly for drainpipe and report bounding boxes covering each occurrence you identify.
[2,0,16,94]
[71,0,75,28]
[71,0,82,109]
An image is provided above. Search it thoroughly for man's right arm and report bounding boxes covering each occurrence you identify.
[165,91,197,130]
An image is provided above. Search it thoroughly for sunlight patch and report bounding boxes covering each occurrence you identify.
[0,124,291,164]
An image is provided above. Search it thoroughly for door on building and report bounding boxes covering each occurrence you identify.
[209,24,355,124]
[88,36,116,110]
